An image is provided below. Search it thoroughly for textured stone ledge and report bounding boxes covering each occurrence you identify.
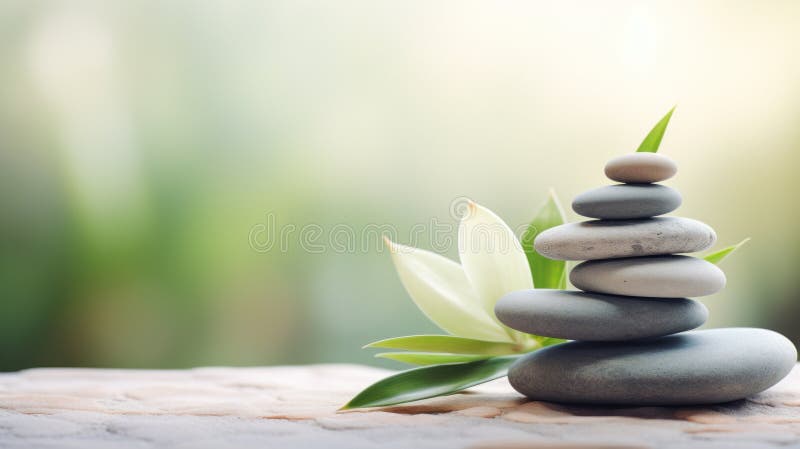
[0,364,798,448]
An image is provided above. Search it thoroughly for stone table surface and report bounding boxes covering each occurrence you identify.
[1,364,799,449]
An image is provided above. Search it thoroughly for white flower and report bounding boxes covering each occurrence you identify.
[385,201,533,344]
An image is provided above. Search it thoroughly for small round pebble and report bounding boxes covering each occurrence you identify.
[533,217,716,261]
[572,184,682,219]
[495,289,707,341]
[605,153,678,183]
[508,328,797,405]
[570,255,726,298]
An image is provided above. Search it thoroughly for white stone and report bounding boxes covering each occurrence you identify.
[570,255,726,297]
[533,217,716,261]
[605,153,678,183]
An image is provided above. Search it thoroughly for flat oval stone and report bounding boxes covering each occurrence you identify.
[533,217,716,260]
[605,153,678,183]
[570,255,726,298]
[508,328,797,405]
[572,184,682,219]
[495,289,707,341]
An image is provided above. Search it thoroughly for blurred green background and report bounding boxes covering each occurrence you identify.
[2,0,799,371]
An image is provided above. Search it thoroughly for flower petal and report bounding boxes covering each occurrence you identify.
[459,201,533,317]
[385,237,512,342]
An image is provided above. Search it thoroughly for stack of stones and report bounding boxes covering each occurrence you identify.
[495,153,797,405]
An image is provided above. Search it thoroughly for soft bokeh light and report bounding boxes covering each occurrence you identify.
[1,0,799,370]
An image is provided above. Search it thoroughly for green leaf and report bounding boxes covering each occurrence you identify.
[521,189,567,289]
[375,352,492,365]
[636,106,676,153]
[341,355,520,410]
[364,335,522,355]
[538,336,567,347]
[704,238,750,264]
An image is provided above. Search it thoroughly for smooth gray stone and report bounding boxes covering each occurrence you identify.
[605,153,678,183]
[495,289,707,341]
[509,328,797,405]
[571,255,726,298]
[572,184,682,219]
[533,217,716,260]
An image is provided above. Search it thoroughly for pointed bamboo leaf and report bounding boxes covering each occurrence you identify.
[364,335,522,355]
[538,337,567,347]
[384,238,512,342]
[375,352,492,365]
[558,267,567,290]
[341,355,520,410]
[636,106,676,153]
[704,238,750,265]
[521,189,567,289]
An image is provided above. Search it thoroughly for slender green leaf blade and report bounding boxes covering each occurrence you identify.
[521,189,566,289]
[704,238,750,264]
[375,352,492,366]
[364,335,520,355]
[341,355,520,410]
[538,337,567,347]
[636,106,676,153]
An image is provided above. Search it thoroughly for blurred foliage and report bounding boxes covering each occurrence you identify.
[1,0,800,370]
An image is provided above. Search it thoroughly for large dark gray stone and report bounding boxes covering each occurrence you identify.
[572,184,682,219]
[570,255,726,298]
[508,328,797,405]
[495,289,707,341]
[533,217,716,260]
